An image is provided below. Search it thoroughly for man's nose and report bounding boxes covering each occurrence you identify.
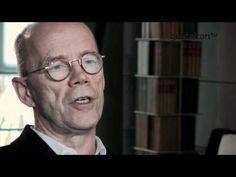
[68,61,89,87]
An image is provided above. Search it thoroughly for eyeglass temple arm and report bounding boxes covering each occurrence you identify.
[23,66,49,77]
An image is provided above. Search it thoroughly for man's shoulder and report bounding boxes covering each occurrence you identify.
[0,125,56,155]
[0,144,15,155]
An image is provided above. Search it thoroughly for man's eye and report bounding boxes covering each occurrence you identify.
[85,59,97,65]
[50,63,67,71]
[53,64,64,69]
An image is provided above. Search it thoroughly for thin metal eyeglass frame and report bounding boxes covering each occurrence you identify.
[23,53,105,81]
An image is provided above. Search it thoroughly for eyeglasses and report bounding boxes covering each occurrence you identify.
[23,52,105,81]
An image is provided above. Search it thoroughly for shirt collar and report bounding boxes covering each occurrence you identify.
[31,127,107,155]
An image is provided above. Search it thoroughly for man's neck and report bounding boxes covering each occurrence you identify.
[33,124,96,154]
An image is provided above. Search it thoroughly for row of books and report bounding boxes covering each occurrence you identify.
[135,77,180,153]
[138,40,201,77]
[136,77,199,114]
[137,77,178,115]
[135,77,199,154]
[142,22,197,39]
[135,113,180,154]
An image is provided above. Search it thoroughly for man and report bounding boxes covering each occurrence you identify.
[0,22,110,155]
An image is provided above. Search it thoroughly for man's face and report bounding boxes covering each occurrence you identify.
[25,23,105,134]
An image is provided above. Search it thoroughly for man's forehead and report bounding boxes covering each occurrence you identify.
[24,23,90,42]
[25,23,95,49]
[37,22,83,29]
[24,23,97,66]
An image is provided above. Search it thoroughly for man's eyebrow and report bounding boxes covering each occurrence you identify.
[80,50,98,55]
[41,50,99,65]
[43,55,68,64]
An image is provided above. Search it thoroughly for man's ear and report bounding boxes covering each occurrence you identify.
[12,77,35,107]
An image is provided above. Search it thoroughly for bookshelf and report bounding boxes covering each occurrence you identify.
[134,22,201,154]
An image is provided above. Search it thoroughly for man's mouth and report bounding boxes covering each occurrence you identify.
[74,96,93,104]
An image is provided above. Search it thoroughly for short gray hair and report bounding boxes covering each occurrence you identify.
[14,23,34,77]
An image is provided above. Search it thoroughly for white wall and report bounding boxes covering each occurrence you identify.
[196,22,236,152]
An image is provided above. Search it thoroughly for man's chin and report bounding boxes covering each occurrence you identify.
[70,115,99,127]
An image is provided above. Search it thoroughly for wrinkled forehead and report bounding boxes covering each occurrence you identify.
[25,23,98,65]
